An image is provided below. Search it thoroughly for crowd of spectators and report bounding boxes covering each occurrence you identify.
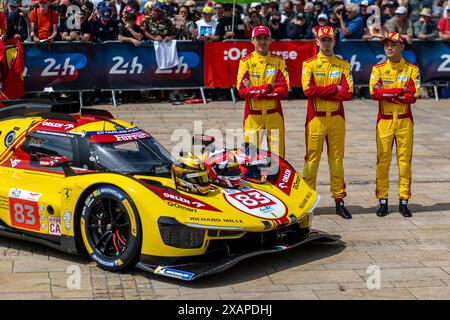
[1,0,449,103]
[0,0,449,44]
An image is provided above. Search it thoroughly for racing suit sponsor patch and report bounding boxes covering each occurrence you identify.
[329,71,341,78]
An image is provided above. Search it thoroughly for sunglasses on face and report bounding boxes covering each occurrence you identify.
[215,7,223,10]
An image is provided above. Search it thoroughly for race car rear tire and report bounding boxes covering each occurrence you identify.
[80,185,142,271]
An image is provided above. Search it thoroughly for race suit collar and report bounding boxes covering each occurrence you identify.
[317,51,335,61]
[253,50,271,61]
[386,57,405,68]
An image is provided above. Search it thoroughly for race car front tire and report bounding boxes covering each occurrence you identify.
[80,185,142,271]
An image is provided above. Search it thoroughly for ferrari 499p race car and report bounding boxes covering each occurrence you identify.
[0,100,339,281]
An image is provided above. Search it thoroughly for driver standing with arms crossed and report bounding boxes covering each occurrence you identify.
[369,32,420,218]
[301,26,354,219]
[236,25,290,158]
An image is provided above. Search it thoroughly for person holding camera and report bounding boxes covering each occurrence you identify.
[337,2,364,40]
[268,12,286,39]
[118,11,143,46]
[287,13,313,39]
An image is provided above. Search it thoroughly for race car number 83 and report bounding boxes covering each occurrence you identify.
[229,191,276,209]
[9,200,40,231]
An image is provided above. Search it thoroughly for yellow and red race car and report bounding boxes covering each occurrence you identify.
[0,100,339,281]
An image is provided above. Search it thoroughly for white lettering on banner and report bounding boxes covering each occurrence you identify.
[155,56,188,74]
[42,58,76,76]
[437,54,450,72]
[223,48,298,61]
[349,55,361,72]
[109,56,143,75]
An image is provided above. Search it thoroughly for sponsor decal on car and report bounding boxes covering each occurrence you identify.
[97,188,125,201]
[90,254,122,268]
[274,168,295,196]
[188,216,243,224]
[144,184,222,212]
[114,131,150,142]
[154,266,195,281]
[48,216,61,236]
[9,188,42,202]
[62,209,72,233]
[298,191,313,209]
[222,188,287,220]
[41,121,75,131]
[8,189,43,231]
[10,159,21,168]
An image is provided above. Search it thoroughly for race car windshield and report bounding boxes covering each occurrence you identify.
[89,138,173,175]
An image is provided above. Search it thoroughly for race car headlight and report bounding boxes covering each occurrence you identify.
[158,217,206,249]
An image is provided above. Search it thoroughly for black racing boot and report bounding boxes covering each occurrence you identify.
[399,199,412,217]
[376,198,389,217]
[335,199,352,219]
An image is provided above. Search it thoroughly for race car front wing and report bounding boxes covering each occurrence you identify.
[136,229,341,281]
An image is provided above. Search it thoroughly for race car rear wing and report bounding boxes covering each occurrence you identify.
[0,99,79,122]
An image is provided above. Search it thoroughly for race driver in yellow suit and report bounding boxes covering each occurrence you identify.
[370,32,420,218]
[301,26,353,219]
[237,25,289,158]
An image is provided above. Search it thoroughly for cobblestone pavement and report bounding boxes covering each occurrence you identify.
[1,99,450,300]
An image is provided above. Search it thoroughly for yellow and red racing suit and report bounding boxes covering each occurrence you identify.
[370,58,420,200]
[301,52,353,200]
[237,51,289,158]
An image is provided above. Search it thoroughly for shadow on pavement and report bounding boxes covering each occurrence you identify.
[137,239,346,287]
[315,202,450,216]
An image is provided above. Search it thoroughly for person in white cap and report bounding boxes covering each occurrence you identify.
[312,13,328,38]
[386,6,413,44]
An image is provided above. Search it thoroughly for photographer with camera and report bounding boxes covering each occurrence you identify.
[287,12,313,39]
[268,12,286,39]
[118,11,143,46]
[337,2,364,40]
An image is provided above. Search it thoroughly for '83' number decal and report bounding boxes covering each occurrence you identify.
[230,191,276,209]
[9,199,40,231]
[223,189,287,219]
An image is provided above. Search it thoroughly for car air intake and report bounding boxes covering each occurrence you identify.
[158,217,205,249]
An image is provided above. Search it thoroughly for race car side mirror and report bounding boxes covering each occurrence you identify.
[39,156,72,168]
